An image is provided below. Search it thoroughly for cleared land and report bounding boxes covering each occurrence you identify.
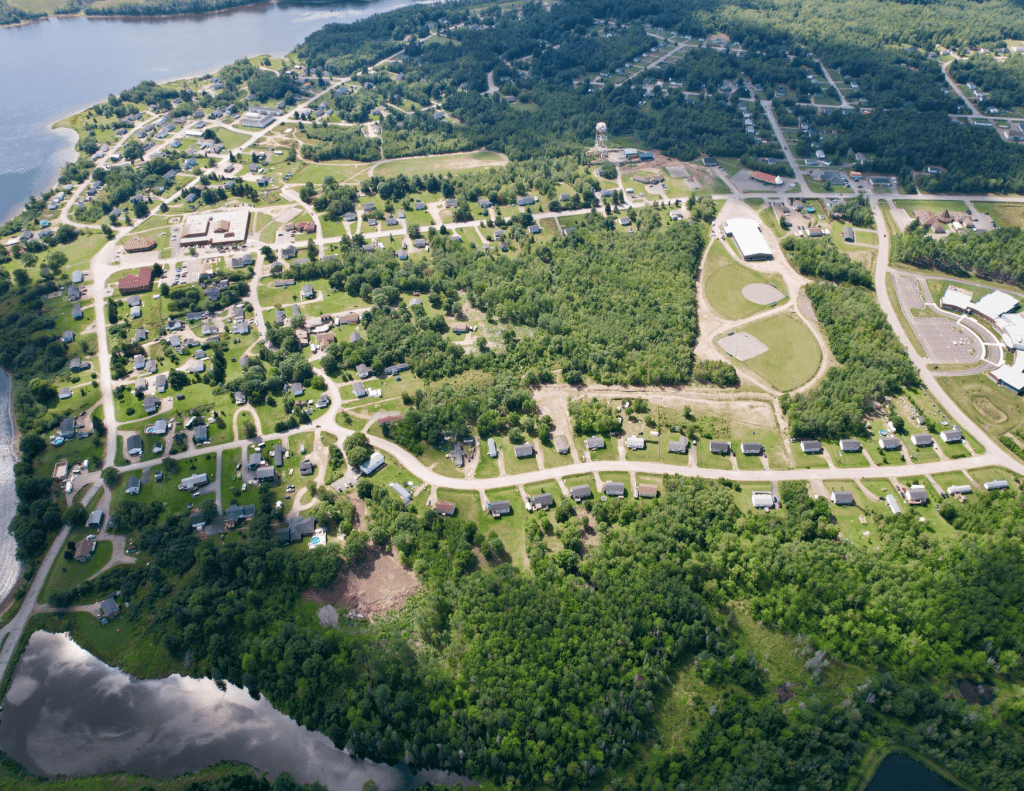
[371,151,506,180]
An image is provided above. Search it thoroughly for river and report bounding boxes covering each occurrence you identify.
[0,0,422,223]
[0,631,471,789]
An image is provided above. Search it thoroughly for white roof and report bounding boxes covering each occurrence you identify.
[973,290,1018,320]
[751,491,773,508]
[885,494,902,514]
[992,359,1024,391]
[940,287,972,311]
[724,218,772,259]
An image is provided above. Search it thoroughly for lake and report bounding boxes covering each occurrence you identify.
[0,0,422,223]
[0,630,471,790]
[866,753,963,791]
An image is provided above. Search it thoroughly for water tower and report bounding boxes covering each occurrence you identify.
[595,121,608,153]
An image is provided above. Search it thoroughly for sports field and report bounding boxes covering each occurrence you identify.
[728,314,822,391]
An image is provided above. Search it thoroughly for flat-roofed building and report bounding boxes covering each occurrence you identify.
[723,218,772,260]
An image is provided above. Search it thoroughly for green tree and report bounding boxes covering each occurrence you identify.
[101,467,120,488]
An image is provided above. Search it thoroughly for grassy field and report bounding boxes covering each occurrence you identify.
[696,440,733,470]
[729,314,822,391]
[968,465,1020,490]
[704,240,787,320]
[939,374,1024,441]
[893,199,969,214]
[372,150,506,180]
[483,486,531,569]
[976,202,1024,228]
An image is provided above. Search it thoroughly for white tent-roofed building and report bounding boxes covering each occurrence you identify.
[972,290,1019,323]
[723,218,772,260]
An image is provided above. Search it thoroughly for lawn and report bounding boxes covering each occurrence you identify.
[37,533,114,604]
[729,314,822,391]
[792,448,830,469]
[932,471,973,492]
[824,441,871,468]
[735,445,766,471]
[696,440,733,470]
[474,450,500,479]
[539,440,574,469]
[372,151,506,180]
[818,479,874,547]
[435,487,483,524]
[483,486,531,569]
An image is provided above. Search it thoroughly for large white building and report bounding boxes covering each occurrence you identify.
[179,208,250,248]
[723,218,772,260]
[942,285,1024,392]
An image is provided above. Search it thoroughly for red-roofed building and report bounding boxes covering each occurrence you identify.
[118,267,155,295]
[751,171,783,186]
[124,237,156,253]
[434,500,456,517]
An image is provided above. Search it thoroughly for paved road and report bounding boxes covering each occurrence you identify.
[0,525,69,683]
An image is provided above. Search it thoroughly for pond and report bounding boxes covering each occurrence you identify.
[865,753,963,791]
[0,630,471,790]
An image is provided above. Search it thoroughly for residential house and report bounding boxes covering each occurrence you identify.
[487,500,512,517]
[87,510,104,529]
[570,484,592,501]
[60,416,76,439]
[636,484,658,499]
[224,504,256,528]
[352,381,366,398]
[906,484,929,505]
[360,451,385,475]
[126,434,143,456]
[389,482,412,504]
[179,472,208,491]
[751,491,774,509]
[625,436,645,451]
[984,480,1009,491]
[585,436,605,451]
[741,442,763,456]
[234,391,246,405]
[290,382,304,397]
[513,443,534,459]
[125,476,141,495]
[709,441,731,455]
[299,459,314,476]
[879,436,902,451]
[912,433,934,447]
[144,395,159,414]
[434,501,457,517]
[553,436,570,454]
[830,491,854,506]
[839,439,862,452]
[255,467,277,485]
[529,493,555,510]
[800,440,822,454]
[603,481,626,497]
[356,363,371,379]
[940,428,963,443]
[668,438,689,454]
[74,538,96,562]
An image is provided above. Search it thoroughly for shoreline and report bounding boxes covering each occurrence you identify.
[0,0,381,30]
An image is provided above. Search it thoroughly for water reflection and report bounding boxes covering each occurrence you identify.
[865,753,962,791]
[1,631,469,790]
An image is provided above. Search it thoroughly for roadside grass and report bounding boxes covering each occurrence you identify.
[729,313,821,391]
[923,276,1002,305]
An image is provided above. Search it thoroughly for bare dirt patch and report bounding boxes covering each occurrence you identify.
[742,283,785,305]
[304,544,421,619]
[717,331,769,361]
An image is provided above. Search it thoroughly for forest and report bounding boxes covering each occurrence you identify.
[784,283,919,438]
[46,466,1024,791]
[780,236,873,287]
[891,223,1024,285]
